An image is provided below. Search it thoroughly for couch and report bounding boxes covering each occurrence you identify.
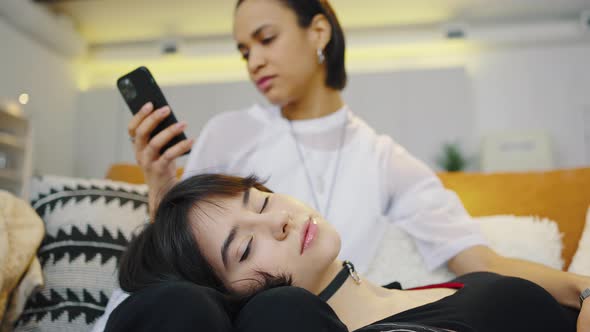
[5,164,589,331]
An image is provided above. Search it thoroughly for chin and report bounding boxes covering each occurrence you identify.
[316,226,341,263]
[265,94,288,107]
[262,88,294,107]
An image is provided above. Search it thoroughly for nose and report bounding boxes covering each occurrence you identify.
[268,210,290,241]
[247,47,266,75]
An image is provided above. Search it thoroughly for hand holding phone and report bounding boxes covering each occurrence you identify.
[118,67,193,214]
[117,66,191,156]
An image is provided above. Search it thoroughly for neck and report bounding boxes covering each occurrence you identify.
[315,260,401,331]
[281,80,344,121]
[313,261,459,330]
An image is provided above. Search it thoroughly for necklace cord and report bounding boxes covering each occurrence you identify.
[287,111,348,217]
[318,260,361,302]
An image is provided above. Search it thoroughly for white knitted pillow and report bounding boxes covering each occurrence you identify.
[15,176,148,332]
[568,207,590,276]
[365,215,564,288]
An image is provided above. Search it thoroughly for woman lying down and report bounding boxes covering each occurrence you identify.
[105,174,580,332]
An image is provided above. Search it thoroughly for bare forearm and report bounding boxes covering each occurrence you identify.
[580,304,590,332]
[147,178,178,219]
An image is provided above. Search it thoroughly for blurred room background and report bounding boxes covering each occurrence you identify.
[1,0,589,181]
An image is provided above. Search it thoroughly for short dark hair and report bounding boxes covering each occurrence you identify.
[236,0,347,90]
[118,174,292,305]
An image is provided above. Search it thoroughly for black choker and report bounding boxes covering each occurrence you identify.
[318,260,362,301]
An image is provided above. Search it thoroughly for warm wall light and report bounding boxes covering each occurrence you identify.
[76,40,480,90]
[18,93,29,105]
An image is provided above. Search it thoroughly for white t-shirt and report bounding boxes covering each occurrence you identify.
[92,104,486,331]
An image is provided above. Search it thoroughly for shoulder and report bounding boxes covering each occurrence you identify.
[347,111,402,158]
[116,281,227,312]
[200,104,275,140]
[203,105,259,131]
[105,282,231,332]
[346,111,437,189]
[236,286,348,332]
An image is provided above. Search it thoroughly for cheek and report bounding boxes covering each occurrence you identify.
[307,224,340,272]
[324,223,341,254]
[273,38,316,87]
[228,243,292,292]
[253,240,293,272]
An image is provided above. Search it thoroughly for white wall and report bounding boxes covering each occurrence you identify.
[74,40,590,178]
[72,66,477,178]
[74,80,266,178]
[0,17,78,176]
[25,46,590,179]
[2,8,587,179]
[467,42,590,168]
[76,67,474,178]
[344,67,475,169]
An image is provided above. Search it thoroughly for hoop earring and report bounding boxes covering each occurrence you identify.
[317,48,325,64]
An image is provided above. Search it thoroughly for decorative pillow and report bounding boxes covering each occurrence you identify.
[0,191,44,329]
[14,176,148,332]
[365,215,564,288]
[568,206,590,276]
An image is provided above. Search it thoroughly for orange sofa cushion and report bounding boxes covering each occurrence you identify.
[105,164,183,185]
[438,168,590,269]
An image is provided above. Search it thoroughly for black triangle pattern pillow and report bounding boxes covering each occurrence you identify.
[14,175,148,332]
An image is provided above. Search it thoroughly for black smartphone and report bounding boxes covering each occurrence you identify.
[117,66,190,155]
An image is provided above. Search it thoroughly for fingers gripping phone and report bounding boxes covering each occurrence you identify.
[117,66,190,155]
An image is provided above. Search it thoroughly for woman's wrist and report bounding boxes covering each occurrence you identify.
[147,178,178,217]
[575,275,590,307]
[581,288,590,308]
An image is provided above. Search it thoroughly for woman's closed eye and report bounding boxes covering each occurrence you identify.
[240,236,253,262]
[238,194,269,263]
[259,196,269,213]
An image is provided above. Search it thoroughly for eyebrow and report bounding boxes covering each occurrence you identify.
[237,24,272,50]
[243,188,250,207]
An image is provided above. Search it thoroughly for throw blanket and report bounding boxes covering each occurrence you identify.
[0,191,44,331]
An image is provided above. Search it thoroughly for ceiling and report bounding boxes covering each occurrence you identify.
[37,0,590,45]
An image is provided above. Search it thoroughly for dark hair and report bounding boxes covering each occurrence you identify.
[236,0,347,90]
[118,174,292,304]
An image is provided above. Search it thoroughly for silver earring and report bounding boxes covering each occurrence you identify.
[317,48,325,64]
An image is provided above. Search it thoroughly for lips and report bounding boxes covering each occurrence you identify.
[256,75,276,92]
[300,217,318,255]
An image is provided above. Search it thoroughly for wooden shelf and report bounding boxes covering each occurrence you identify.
[0,132,26,150]
[0,169,21,183]
[0,109,28,124]
[0,106,30,198]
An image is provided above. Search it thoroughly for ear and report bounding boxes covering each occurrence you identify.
[308,14,332,51]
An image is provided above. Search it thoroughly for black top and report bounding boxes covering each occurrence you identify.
[104,281,232,332]
[104,282,347,332]
[360,272,578,332]
[235,286,349,332]
[105,272,579,332]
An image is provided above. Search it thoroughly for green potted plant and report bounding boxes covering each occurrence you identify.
[436,142,468,172]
